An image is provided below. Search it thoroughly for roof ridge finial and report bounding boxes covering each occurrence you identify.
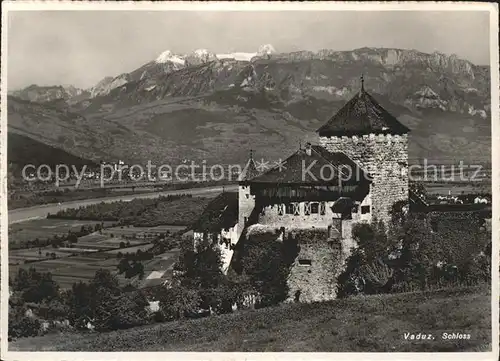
[360,73,365,92]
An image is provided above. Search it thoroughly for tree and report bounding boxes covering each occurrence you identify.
[336,219,398,297]
[177,238,224,289]
[337,248,365,298]
[13,268,59,304]
[68,233,78,243]
[360,259,394,294]
[77,269,133,331]
[396,214,440,290]
[158,286,201,321]
[117,258,130,274]
[200,279,244,314]
[67,281,92,329]
[8,304,41,339]
[236,236,297,307]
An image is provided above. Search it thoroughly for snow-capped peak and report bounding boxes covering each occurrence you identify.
[216,45,276,62]
[189,49,217,63]
[216,52,257,62]
[194,48,209,57]
[257,44,276,56]
[155,50,186,65]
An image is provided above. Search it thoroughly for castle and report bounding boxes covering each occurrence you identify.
[194,78,410,302]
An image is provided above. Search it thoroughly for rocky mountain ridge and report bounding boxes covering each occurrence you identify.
[7,46,491,167]
[9,84,90,104]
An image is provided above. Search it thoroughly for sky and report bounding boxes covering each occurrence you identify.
[7,10,491,90]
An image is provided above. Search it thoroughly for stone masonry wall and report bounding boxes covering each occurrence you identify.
[285,230,345,302]
[319,133,409,225]
[258,202,332,229]
[238,185,256,238]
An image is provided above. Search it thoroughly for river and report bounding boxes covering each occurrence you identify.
[8,185,238,224]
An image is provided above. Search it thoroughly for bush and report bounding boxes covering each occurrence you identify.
[158,286,202,321]
[9,315,41,339]
[235,234,298,307]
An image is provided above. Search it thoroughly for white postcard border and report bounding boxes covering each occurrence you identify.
[0,2,498,361]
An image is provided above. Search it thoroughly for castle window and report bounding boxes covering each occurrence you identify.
[278,204,284,216]
[304,202,311,215]
[292,203,300,216]
[361,205,371,214]
[245,194,249,199]
[286,203,294,214]
[298,259,312,266]
[320,202,326,215]
[311,202,319,214]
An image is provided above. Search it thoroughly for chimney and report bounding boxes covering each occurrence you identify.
[305,142,312,156]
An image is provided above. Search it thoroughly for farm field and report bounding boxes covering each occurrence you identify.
[116,249,180,288]
[423,181,491,196]
[10,286,490,352]
[8,219,115,247]
[106,244,154,254]
[8,219,175,288]
[78,233,147,248]
[9,248,72,264]
[9,240,161,289]
[102,225,187,238]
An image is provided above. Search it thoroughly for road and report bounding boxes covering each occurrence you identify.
[8,185,238,224]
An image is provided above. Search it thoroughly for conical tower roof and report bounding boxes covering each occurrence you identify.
[317,76,410,137]
[238,150,260,182]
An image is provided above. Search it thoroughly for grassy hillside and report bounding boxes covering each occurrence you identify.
[8,87,490,170]
[10,286,491,352]
[8,133,97,169]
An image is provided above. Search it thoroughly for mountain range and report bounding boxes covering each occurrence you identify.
[8,46,492,171]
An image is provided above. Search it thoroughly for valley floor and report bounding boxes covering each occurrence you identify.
[9,286,491,352]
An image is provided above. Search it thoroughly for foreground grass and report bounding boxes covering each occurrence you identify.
[10,286,491,352]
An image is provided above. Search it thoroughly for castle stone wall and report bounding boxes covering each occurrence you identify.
[238,185,256,238]
[258,202,332,229]
[319,133,409,225]
[257,196,372,230]
[285,232,346,302]
[193,223,239,275]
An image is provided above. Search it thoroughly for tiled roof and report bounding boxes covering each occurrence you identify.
[191,192,239,233]
[249,145,370,186]
[317,88,410,137]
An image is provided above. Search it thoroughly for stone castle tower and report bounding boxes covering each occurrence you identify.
[237,150,259,239]
[317,77,410,225]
